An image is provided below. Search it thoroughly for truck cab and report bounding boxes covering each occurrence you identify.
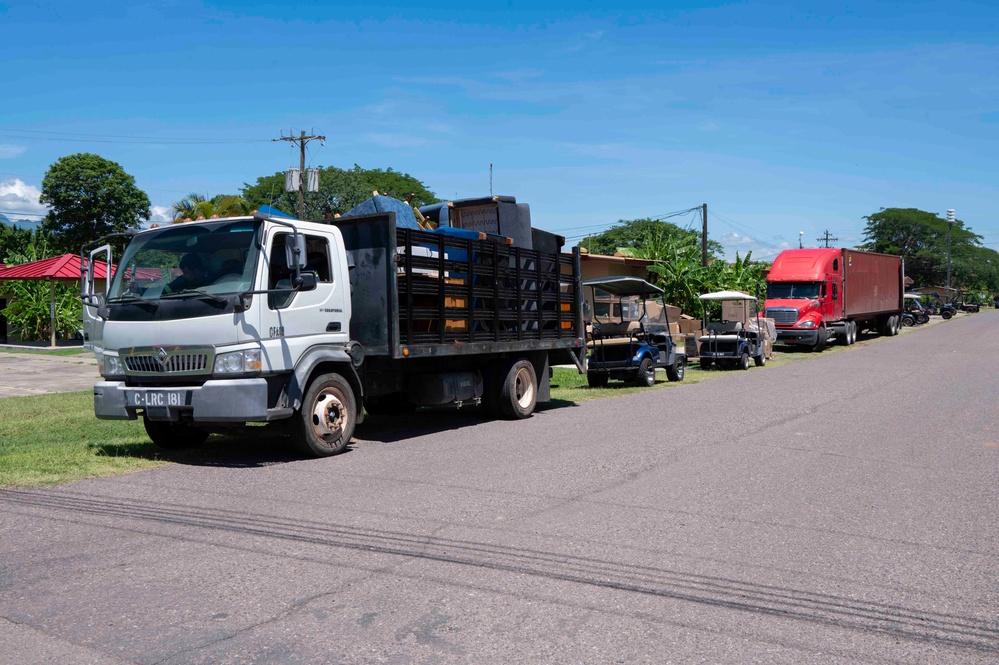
[764,248,844,350]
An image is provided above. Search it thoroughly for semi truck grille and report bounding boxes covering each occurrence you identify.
[765,308,798,324]
[122,348,212,375]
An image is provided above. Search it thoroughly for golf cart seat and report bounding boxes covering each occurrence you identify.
[707,321,742,334]
[591,320,640,338]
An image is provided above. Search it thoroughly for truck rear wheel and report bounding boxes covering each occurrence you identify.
[295,372,356,457]
[498,359,537,419]
[143,416,209,450]
[633,358,656,387]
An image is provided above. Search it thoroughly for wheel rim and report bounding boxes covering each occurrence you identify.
[677,362,685,379]
[514,366,535,409]
[310,389,347,441]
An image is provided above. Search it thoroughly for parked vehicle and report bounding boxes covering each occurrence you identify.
[904,294,929,324]
[901,311,916,327]
[939,302,957,320]
[81,197,586,457]
[764,248,903,351]
[697,291,767,370]
[584,277,686,387]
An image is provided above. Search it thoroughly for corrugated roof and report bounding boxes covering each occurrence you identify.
[0,254,115,281]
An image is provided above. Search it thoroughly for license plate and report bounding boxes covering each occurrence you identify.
[128,390,190,408]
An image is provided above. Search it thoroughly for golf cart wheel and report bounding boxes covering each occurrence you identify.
[633,357,655,387]
[498,359,538,419]
[699,358,713,370]
[739,352,751,371]
[754,353,766,367]
[942,309,953,320]
[901,315,914,327]
[143,416,209,450]
[666,358,685,382]
[294,372,356,457]
[587,371,609,388]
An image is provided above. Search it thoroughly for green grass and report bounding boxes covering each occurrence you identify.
[0,347,93,357]
[0,392,166,488]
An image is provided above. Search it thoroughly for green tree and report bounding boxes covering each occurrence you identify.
[241,164,441,219]
[40,153,150,254]
[579,218,723,258]
[172,193,252,221]
[861,207,985,290]
[0,223,39,263]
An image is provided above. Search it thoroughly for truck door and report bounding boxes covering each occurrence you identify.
[257,230,348,371]
[82,244,111,352]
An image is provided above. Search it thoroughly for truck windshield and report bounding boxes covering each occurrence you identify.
[766,282,821,299]
[107,220,261,302]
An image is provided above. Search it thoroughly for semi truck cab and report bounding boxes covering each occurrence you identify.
[764,249,843,349]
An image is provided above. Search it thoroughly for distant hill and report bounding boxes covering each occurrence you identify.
[0,213,42,230]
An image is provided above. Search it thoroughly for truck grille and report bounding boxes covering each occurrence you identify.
[122,348,213,375]
[765,307,798,324]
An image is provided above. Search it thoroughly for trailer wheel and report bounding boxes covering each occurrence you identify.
[294,372,356,457]
[666,358,685,382]
[497,359,538,419]
[143,416,209,450]
[739,352,751,370]
[699,358,713,370]
[586,372,609,388]
[633,358,656,387]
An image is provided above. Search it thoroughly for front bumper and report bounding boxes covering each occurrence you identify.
[774,329,819,345]
[94,378,277,422]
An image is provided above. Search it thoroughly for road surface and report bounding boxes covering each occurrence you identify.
[1,312,997,663]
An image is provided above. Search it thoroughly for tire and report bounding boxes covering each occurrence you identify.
[699,358,713,370]
[665,358,685,382]
[498,359,538,419]
[901,315,914,327]
[633,357,656,387]
[942,309,953,320]
[813,326,827,352]
[587,371,609,388]
[739,352,750,371]
[754,352,766,367]
[143,416,209,450]
[890,315,900,335]
[365,394,417,416]
[294,372,356,457]
[847,321,856,345]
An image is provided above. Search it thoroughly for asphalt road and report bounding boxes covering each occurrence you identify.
[1,313,997,664]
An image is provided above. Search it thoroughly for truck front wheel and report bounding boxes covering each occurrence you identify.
[499,359,537,419]
[143,416,209,450]
[295,372,356,457]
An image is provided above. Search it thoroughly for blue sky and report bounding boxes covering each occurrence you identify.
[1,0,997,260]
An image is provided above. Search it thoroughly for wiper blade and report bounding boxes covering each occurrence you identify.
[160,289,228,304]
[108,293,157,306]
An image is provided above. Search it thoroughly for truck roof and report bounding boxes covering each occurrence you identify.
[768,248,841,281]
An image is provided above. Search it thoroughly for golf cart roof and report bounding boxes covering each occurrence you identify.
[582,276,664,297]
[698,290,756,302]
[904,293,923,299]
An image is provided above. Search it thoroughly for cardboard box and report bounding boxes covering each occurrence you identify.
[721,299,756,322]
[669,322,680,335]
[678,318,702,334]
[684,335,699,357]
[645,302,681,323]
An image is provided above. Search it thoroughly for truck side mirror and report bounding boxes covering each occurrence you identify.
[285,234,307,270]
[295,272,317,291]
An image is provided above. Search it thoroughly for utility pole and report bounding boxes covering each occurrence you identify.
[273,130,325,219]
[701,203,708,267]
[490,163,493,196]
[946,209,955,293]
[816,230,839,248]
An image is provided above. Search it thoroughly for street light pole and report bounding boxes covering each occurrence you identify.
[798,231,804,249]
[946,209,955,293]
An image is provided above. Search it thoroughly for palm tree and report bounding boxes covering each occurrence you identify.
[172,193,252,222]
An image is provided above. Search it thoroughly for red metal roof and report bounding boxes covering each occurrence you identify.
[0,254,115,281]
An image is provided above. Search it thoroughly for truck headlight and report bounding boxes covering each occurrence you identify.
[100,354,125,378]
[798,320,817,329]
[214,349,262,374]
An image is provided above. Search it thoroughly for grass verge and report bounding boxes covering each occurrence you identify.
[0,391,165,488]
[0,347,93,357]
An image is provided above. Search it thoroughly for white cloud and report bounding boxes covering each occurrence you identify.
[149,205,173,224]
[0,144,26,159]
[0,178,48,218]
[718,231,792,262]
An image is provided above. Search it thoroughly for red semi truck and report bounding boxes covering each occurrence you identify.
[764,248,903,350]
